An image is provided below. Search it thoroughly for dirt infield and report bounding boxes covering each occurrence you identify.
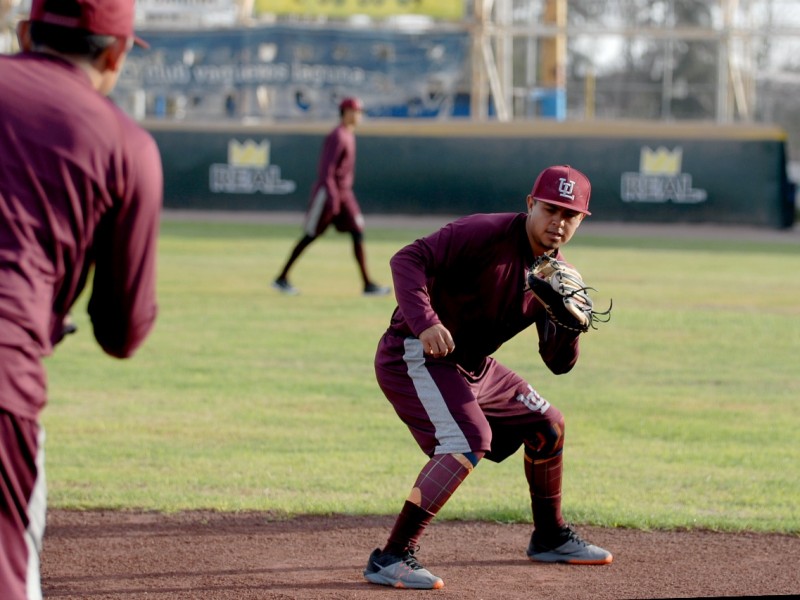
[39,213,799,599]
[41,510,800,599]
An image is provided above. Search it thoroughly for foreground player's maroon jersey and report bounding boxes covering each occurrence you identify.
[387,212,580,373]
[0,52,163,419]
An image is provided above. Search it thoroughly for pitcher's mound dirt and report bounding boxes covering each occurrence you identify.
[41,510,799,599]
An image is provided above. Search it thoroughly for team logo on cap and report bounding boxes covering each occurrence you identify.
[558,178,576,201]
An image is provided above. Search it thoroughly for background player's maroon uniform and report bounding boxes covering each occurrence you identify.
[273,97,389,296]
[0,4,162,596]
[304,123,364,236]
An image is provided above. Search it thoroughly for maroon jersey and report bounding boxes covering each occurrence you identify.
[0,52,163,419]
[313,124,356,212]
[387,212,579,373]
[303,123,363,236]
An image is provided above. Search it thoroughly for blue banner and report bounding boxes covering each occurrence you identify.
[114,24,471,120]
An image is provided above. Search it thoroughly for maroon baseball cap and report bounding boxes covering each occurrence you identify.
[530,165,592,215]
[30,0,148,48]
[339,97,363,112]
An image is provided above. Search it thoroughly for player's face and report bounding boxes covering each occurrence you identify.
[525,196,585,255]
[343,108,363,127]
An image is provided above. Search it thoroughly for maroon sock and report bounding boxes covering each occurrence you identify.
[524,446,566,534]
[383,454,474,555]
[279,235,314,280]
[353,240,370,285]
[383,501,435,556]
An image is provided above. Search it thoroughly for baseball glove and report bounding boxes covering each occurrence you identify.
[526,255,612,333]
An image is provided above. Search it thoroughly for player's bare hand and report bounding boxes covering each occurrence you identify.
[419,324,455,358]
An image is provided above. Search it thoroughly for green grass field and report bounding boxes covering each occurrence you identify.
[42,218,800,534]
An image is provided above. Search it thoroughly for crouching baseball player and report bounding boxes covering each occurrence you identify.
[364,165,613,590]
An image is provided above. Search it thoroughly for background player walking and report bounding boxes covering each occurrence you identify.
[363,165,612,590]
[272,97,390,296]
[0,1,162,598]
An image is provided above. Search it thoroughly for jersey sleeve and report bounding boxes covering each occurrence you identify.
[87,128,162,358]
[389,217,485,337]
[536,318,580,374]
[534,249,581,373]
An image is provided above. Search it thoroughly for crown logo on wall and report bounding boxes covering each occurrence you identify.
[228,140,270,167]
[640,146,682,175]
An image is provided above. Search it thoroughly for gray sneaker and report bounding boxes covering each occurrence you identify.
[527,525,613,565]
[363,547,444,589]
[271,277,299,295]
[363,282,391,296]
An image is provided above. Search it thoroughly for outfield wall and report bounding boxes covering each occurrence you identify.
[146,119,795,229]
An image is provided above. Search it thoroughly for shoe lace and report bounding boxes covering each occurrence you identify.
[560,525,589,547]
[401,546,424,570]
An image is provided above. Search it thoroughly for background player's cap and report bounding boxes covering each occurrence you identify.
[30,0,149,48]
[530,165,592,216]
[339,97,363,112]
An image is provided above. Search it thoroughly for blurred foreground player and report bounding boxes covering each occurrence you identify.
[364,165,612,590]
[0,1,162,598]
[272,97,390,296]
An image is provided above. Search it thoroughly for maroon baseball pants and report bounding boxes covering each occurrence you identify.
[374,332,563,463]
[0,409,45,600]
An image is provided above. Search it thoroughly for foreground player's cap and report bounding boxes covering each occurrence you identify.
[30,0,149,48]
[339,97,363,112]
[530,165,592,216]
